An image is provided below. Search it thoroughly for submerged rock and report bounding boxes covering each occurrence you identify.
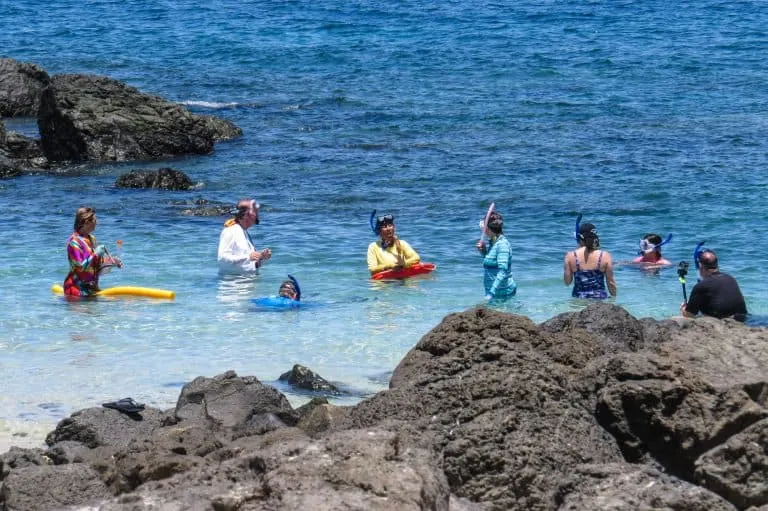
[115,167,195,190]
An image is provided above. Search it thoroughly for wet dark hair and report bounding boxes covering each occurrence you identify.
[643,233,662,246]
[578,223,600,250]
[487,212,503,235]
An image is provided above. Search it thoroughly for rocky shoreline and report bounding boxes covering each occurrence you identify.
[2,303,767,510]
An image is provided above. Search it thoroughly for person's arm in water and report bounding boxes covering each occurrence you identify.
[396,240,420,268]
[603,252,617,297]
[563,252,574,286]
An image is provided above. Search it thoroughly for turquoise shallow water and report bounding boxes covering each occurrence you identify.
[1,0,767,443]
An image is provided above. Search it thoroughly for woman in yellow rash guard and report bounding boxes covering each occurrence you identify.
[367,212,421,275]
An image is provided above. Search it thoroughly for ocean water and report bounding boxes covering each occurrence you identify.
[1,0,766,447]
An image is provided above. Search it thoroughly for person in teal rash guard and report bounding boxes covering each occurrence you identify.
[475,211,517,301]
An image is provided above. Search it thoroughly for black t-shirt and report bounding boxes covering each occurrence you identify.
[686,272,748,321]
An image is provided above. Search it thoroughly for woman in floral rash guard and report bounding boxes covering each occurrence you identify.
[63,207,109,296]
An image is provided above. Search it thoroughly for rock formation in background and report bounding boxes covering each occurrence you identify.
[0,58,50,117]
[38,74,242,163]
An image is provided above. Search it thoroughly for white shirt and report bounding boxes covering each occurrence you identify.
[217,223,258,274]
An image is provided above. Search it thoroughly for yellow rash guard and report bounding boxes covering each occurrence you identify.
[367,239,420,274]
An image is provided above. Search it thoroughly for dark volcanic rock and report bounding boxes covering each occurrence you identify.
[341,307,625,510]
[279,364,341,393]
[0,119,48,175]
[45,406,168,450]
[541,301,650,353]
[4,306,768,511]
[0,155,21,179]
[38,74,241,163]
[0,58,51,117]
[178,197,232,216]
[1,464,110,511]
[115,167,195,190]
[695,417,768,509]
[555,463,737,511]
[0,447,49,481]
[174,370,296,432]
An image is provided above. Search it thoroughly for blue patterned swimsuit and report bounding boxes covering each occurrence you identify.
[572,250,608,299]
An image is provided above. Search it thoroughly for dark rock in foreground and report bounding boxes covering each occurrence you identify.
[0,58,50,117]
[38,74,242,163]
[2,304,768,510]
[115,167,195,190]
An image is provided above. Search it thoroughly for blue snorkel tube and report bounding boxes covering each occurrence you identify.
[657,233,673,249]
[369,210,378,235]
[693,241,707,269]
[288,274,301,302]
[574,214,582,242]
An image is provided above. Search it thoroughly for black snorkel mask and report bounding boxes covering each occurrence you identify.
[369,210,394,235]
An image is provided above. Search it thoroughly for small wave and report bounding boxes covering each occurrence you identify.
[181,100,239,109]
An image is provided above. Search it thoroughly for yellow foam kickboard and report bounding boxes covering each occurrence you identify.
[51,284,175,300]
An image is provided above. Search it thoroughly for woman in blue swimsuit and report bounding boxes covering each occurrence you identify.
[563,222,617,299]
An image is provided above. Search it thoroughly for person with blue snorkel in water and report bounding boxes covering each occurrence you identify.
[563,217,617,299]
[250,275,302,309]
[475,211,516,301]
[633,233,672,266]
[367,211,421,275]
[680,243,747,321]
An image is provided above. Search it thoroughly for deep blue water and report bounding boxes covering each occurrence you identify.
[1,0,766,446]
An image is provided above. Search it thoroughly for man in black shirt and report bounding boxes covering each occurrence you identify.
[681,249,747,321]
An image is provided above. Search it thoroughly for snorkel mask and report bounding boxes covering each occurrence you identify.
[229,200,260,225]
[369,210,394,235]
[279,275,301,301]
[638,234,672,255]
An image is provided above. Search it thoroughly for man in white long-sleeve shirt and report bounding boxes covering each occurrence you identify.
[217,199,271,274]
